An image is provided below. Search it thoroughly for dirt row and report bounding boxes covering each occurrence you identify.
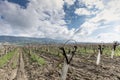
[68,55,120,80]
[0,48,28,80]
[1,48,120,80]
[14,49,28,80]
[0,50,18,80]
[24,51,120,80]
[22,51,61,80]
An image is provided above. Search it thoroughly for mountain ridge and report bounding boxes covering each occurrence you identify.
[0,35,63,44]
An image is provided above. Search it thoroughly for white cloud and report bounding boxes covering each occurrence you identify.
[73,0,120,42]
[64,0,75,5]
[0,0,120,42]
[75,21,98,35]
[75,8,91,16]
[91,0,120,23]
[72,32,120,43]
[0,1,39,31]
[78,0,105,9]
[0,19,12,35]
[74,0,105,16]
[0,0,75,40]
[114,26,120,33]
[97,33,120,42]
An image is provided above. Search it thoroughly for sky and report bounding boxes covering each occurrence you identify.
[0,0,120,42]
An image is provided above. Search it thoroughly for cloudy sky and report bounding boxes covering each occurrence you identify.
[0,0,120,42]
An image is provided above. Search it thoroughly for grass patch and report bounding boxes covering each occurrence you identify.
[114,48,120,56]
[12,61,17,69]
[0,49,17,68]
[30,53,46,65]
[11,52,19,69]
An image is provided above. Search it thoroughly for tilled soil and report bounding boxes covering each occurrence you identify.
[0,51,19,80]
[14,51,28,80]
[1,50,120,80]
[69,55,120,80]
[23,52,60,80]
[0,49,28,80]
[23,52,120,80]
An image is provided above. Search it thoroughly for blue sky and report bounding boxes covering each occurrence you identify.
[64,0,86,29]
[7,0,86,29]
[7,0,29,8]
[0,0,120,42]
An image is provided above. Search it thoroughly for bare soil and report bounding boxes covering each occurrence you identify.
[1,49,120,80]
[23,52,120,80]
[0,49,28,80]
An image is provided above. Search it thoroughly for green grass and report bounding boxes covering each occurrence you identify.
[22,48,46,65]
[11,52,19,69]
[12,61,17,69]
[0,49,17,68]
[30,53,46,65]
[102,47,120,56]
[114,47,120,56]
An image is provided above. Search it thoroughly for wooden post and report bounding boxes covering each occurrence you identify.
[111,42,118,59]
[96,45,103,65]
[111,49,114,59]
[4,45,7,55]
[96,49,101,65]
[61,59,69,80]
[60,46,77,80]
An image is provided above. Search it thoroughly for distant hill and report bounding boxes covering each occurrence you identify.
[0,35,63,44]
[0,36,117,45]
